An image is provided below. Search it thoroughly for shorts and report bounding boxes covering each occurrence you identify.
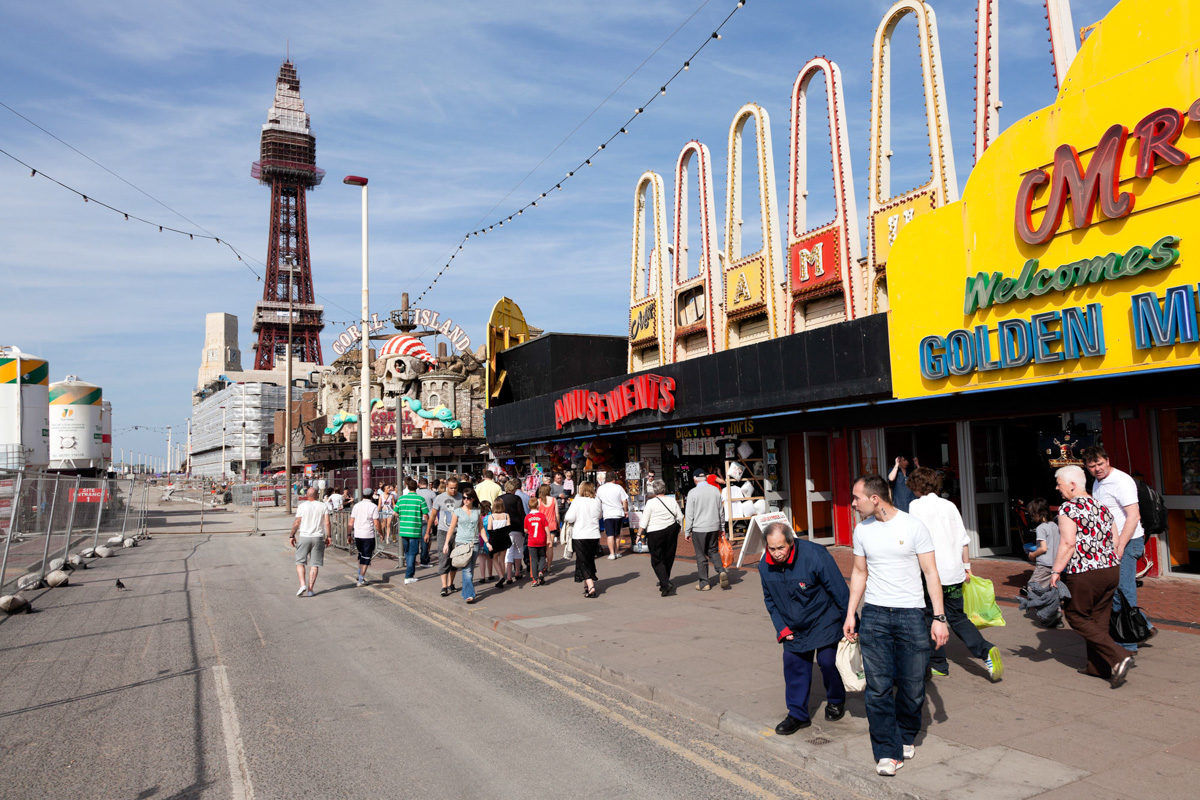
[294,536,326,566]
[354,537,376,565]
[506,532,526,564]
[437,532,457,574]
[602,518,624,538]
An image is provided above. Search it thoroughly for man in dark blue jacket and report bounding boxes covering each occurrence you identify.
[759,521,850,734]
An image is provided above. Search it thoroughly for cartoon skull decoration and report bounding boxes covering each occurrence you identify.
[375,335,438,400]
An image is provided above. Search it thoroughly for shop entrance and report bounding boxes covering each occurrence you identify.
[961,411,1100,557]
[1155,406,1200,575]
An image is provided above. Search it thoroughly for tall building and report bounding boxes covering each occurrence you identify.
[250,61,325,370]
[196,312,243,389]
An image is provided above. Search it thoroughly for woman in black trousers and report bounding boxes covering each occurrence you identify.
[564,482,602,598]
[638,479,684,596]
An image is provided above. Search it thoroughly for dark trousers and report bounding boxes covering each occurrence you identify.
[1063,566,1126,678]
[529,545,547,578]
[858,604,930,762]
[691,529,724,582]
[419,532,434,565]
[402,536,421,579]
[646,526,678,590]
[574,538,599,583]
[924,582,993,672]
[783,644,845,722]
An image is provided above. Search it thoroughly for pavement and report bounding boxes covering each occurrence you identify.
[0,509,869,800]
[257,508,1200,800]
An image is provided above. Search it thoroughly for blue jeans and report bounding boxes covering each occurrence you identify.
[783,644,845,722]
[924,583,993,673]
[402,537,421,579]
[1114,536,1151,651]
[858,604,930,762]
[460,547,478,600]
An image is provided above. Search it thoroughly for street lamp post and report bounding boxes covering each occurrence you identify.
[344,174,370,499]
[220,405,227,481]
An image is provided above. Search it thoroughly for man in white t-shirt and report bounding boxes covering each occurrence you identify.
[1084,446,1156,650]
[907,468,1003,682]
[328,487,344,511]
[350,488,382,586]
[290,488,331,597]
[843,474,949,777]
[596,472,629,560]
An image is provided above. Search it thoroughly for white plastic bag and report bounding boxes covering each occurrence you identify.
[836,637,867,692]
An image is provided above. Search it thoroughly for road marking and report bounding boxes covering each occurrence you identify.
[510,612,591,628]
[246,609,267,647]
[212,665,256,800]
[362,582,821,800]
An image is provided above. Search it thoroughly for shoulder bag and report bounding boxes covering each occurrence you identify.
[1110,589,1152,643]
[450,543,474,569]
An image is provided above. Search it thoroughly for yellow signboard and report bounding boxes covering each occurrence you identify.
[870,191,935,266]
[888,0,1200,400]
[725,257,766,316]
[630,299,659,345]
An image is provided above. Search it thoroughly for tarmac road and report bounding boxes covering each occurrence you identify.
[0,531,866,800]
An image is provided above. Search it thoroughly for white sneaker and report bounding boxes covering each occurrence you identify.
[903,744,916,760]
[876,758,903,776]
[296,586,306,596]
[607,554,617,560]
[404,577,418,584]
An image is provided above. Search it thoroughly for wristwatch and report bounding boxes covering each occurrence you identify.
[932,614,948,622]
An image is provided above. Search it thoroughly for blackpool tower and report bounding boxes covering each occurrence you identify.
[250,61,325,370]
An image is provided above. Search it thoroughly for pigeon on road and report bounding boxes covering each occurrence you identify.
[115,578,126,590]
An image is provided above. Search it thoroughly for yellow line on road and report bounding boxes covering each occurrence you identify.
[362,581,816,800]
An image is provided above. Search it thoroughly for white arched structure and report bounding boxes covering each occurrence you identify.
[671,140,723,360]
[723,103,785,349]
[787,56,864,329]
[974,0,1079,162]
[867,0,958,314]
[628,171,670,372]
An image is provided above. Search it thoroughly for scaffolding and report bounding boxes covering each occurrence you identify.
[188,383,300,477]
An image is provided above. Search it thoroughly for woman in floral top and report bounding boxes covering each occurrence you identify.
[1049,464,1132,688]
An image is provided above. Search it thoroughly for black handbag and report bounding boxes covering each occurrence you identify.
[1110,589,1152,644]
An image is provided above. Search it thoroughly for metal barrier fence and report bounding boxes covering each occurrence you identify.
[326,508,400,562]
[1,470,149,595]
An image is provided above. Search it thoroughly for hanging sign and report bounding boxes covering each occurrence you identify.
[393,308,473,354]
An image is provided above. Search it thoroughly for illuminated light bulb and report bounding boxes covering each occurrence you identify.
[684,61,690,70]
[660,86,667,95]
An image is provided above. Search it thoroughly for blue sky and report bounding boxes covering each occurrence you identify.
[0,0,1122,463]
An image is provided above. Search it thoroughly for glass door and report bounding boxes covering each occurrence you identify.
[804,432,835,543]
[969,421,1012,556]
[1155,406,1200,575]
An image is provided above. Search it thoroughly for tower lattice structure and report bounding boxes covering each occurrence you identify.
[250,61,325,370]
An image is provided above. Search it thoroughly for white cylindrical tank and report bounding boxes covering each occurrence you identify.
[100,400,113,469]
[49,375,104,470]
[0,346,50,469]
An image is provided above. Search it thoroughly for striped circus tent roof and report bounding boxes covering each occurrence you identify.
[379,335,438,366]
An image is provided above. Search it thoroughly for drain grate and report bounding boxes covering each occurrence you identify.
[807,736,832,745]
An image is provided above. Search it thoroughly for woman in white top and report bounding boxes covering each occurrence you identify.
[638,479,684,596]
[564,481,602,598]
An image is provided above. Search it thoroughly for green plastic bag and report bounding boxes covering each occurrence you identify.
[962,576,1006,628]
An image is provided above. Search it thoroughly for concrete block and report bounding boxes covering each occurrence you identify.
[48,557,67,571]
[45,569,69,587]
[79,547,96,558]
[122,538,136,548]
[0,593,30,614]
[94,545,113,558]
[106,535,125,546]
[16,573,42,591]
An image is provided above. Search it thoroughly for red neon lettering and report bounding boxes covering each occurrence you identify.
[1133,107,1189,179]
[1015,124,1135,245]
[555,398,567,430]
[659,377,676,413]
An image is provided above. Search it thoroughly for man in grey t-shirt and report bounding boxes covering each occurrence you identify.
[416,478,437,564]
[426,479,462,595]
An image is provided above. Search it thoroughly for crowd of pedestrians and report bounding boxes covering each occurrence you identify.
[287,449,1162,780]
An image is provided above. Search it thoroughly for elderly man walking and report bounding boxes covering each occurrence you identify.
[684,469,728,591]
[759,521,849,735]
[290,487,331,597]
[844,475,949,777]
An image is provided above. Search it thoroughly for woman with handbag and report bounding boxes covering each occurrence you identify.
[1049,465,1132,688]
[564,482,603,598]
[444,488,484,604]
[638,479,683,597]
